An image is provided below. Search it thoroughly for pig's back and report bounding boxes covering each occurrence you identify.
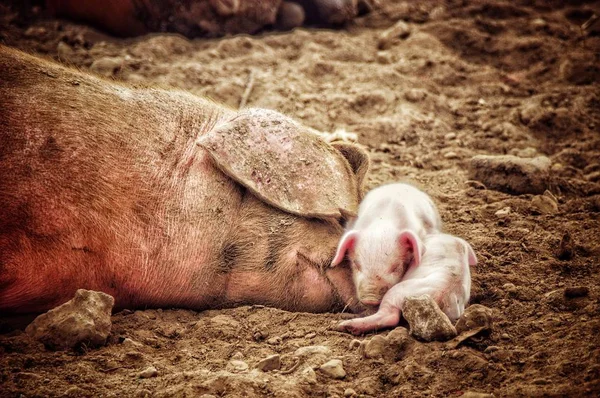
[0,46,238,312]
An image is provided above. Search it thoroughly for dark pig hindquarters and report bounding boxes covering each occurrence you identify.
[0,46,368,315]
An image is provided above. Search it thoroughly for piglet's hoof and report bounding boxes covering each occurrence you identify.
[25,289,115,351]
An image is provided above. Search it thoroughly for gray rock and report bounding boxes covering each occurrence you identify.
[139,366,158,378]
[468,155,551,195]
[256,354,281,372]
[319,359,346,379]
[227,360,249,372]
[362,335,388,359]
[455,304,494,334]
[294,345,331,357]
[403,295,457,342]
[25,289,114,350]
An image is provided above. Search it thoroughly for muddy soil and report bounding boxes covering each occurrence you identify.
[1,0,600,397]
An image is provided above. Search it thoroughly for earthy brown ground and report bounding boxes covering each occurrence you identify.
[1,1,600,397]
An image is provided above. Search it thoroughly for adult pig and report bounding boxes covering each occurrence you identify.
[0,46,369,315]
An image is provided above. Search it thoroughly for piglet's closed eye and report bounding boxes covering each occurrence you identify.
[331,230,358,267]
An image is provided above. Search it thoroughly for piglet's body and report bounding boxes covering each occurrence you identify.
[331,183,442,306]
[338,233,476,334]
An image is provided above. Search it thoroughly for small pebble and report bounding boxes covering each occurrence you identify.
[444,151,459,159]
[344,388,357,397]
[378,20,411,50]
[495,207,511,217]
[256,354,281,372]
[484,345,500,353]
[304,332,316,339]
[348,339,362,350]
[138,366,158,378]
[267,336,282,345]
[363,335,388,359]
[228,360,249,372]
[319,359,346,379]
[444,132,457,140]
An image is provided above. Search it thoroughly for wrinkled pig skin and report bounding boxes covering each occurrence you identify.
[0,46,368,315]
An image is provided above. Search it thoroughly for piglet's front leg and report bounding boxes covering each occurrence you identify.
[337,302,400,334]
[337,274,447,334]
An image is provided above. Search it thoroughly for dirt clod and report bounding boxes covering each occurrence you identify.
[25,289,114,351]
[403,295,457,342]
[319,359,346,379]
[469,155,551,195]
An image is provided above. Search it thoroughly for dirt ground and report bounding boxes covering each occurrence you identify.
[1,0,600,397]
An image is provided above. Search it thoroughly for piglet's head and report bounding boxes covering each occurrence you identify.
[331,228,423,306]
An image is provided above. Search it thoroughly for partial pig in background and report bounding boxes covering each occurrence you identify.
[44,0,363,38]
[338,233,477,334]
[331,183,442,306]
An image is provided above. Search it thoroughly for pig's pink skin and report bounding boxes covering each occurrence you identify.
[338,233,475,334]
[0,46,365,315]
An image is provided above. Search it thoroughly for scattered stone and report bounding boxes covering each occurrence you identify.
[90,56,123,77]
[319,359,346,379]
[294,345,331,357]
[444,132,457,140]
[362,335,388,359]
[455,304,494,334]
[304,332,316,339]
[139,366,158,378]
[484,345,500,353]
[404,88,427,102]
[231,351,244,360]
[57,41,74,61]
[461,392,494,398]
[444,151,459,160]
[344,388,357,397]
[378,20,411,50]
[267,336,282,345]
[495,207,511,217]
[531,193,558,215]
[121,338,143,348]
[348,339,362,350]
[564,286,589,298]
[501,333,510,340]
[403,295,457,341]
[385,327,411,353]
[25,289,114,351]
[228,360,249,372]
[510,147,538,158]
[256,354,281,372]
[530,18,547,28]
[301,367,317,384]
[468,155,551,195]
[376,51,393,64]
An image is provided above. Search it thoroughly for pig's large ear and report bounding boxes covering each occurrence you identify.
[398,230,423,266]
[329,142,370,199]
[197,108,361,219]
[331,230,358,267]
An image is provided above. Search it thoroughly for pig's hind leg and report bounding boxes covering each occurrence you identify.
[337,273,449,334]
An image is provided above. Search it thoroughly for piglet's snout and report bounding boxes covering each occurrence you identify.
[358,284,391,306]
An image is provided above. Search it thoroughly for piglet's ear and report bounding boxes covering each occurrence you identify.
[465,241,477,266]
[398,230,423,266]
[331,230,358,267]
